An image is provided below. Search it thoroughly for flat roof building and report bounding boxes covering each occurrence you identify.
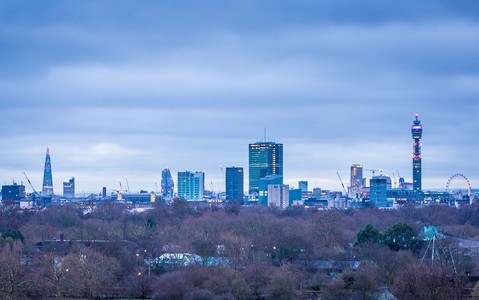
[225,167,244,204]
[249,141,283,194]
[178,171,205,201]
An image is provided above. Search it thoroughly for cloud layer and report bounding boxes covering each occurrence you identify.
[1,1,478,194]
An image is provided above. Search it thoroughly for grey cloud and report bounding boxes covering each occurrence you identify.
[1,1,479,192]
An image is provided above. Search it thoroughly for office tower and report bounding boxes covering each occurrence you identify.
[248,141,283,194]
[177,171,204,201]
[63,177,75,198]
[350,164,364,189]
[370,175,391,207]
[161,168,175,198]
[42,147,53,196]
[1,183,26,202]
[298,181,308,193]
[411,114,423,192]
[102,187,107,199]
[268,184,289,209]
[225,167,244,204]
[258,174,283,205]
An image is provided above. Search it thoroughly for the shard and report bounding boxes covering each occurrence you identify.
[42,147,54,196]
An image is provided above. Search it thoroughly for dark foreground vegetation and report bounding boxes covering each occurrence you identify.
[1,200,479,299]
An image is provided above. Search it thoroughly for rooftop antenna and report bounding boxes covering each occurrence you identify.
[264,127,267,142]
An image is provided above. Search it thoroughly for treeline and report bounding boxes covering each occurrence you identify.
[0,200,479,299]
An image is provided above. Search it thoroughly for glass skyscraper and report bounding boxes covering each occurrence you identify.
[248,141,283,194]
[42,147,53,196]
[177,171,204,201]
[225,167,244,204]
[161,168,175,198]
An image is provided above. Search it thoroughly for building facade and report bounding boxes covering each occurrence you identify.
[268,184,290,209]
[350,164,364,189]
[258,174,283,205]
[1,183,26,202]
[369,175,392,207]
[63,177,75,198]
[42,147,53,196]
[178,171,204,201]
[411,114,423,192]
[248,141,283,194]
[225,167,244,204]
[298,181,308,193]
[161,168,175,198]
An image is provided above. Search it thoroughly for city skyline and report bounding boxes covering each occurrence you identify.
[1,1,479,194]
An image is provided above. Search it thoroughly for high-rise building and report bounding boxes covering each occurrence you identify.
[248,141,283,194]
[411,114,423,192]
[258,174,283,205]
[177,171,204,201]
[161,168,175,198]
[369,175,391,207]
[42,147,53,196]
[350,164,364,189]
[225,167,244,204]
[63,177,75,198]
[298,181,308,193]
[1,183,25,202]
[268,184,290,209]
[349,164,365,199]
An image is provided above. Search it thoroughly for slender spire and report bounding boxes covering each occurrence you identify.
[42,147,54,196]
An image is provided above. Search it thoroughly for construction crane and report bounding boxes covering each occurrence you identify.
[336,172,348,197]
[23,172,39,206]
[125,176,130,193]
[220,165,225,179]
[23,172,38,195]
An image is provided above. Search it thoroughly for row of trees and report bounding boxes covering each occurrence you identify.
[0,200,478,299]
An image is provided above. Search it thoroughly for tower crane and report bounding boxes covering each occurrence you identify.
[125,176,130,193]
[23,172,38,195]
[336,172,348,197]
[23,172,39,205]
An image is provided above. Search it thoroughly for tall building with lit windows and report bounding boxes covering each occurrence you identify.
[411,114,423,192]
[248,141,283,194]
[349,164,365,199]
[42,147,54,196]
[350,164,364,189]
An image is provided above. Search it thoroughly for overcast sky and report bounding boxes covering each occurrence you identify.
[1,1,478,195]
